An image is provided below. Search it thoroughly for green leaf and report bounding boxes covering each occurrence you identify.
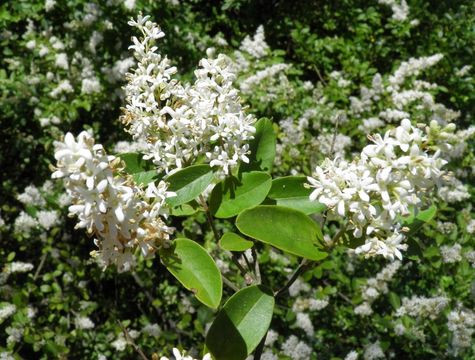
[165,165,214,207]
[236,205,327,261]
[132,170,159,186]
[240,118,276,173]
[210,172,272,218]
[160,238,222,309]
[388,292,401,310]
[206,285,274,360]
[118,153,152,174]
[170,201,200,216]
[220,232,253,252]
[401,205,437,236]
[267,176,326,215]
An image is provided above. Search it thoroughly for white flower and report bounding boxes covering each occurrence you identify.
[17,185,45,206]
[308,119,451,260]
[396,295,449,320]
[45,0,56,11]
[25,40,36,50]
[0,304,16,322]
[295,313,314,337]
[52,131,174,272]
[440,244,462,263]
[14,211,38,233]
[121,16,256,176]
[363,341,385,360]
[354,302,373,316]
[75,316,95,330]
[36,210,60,230]
[447,308,475,356]
[81,78,101,94]
[4,262,34,274]
[281,335,312,360]
[239,25,269,59]
[111,335,127,351]
[160,349,211,360]
[55,53,69,70]
[345,351,359,360]
[142,323,160,337]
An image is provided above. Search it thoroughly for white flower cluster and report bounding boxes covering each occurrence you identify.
[308,119,452,260]
[160,349,211,360]
[3,262,34,275]
[232,26,294,106]
[351,54,462,135]
[281,335,312,360]
[239,25,269,59]
[239,63,290,95]
[440,244,462,263]
[74,315,95,330]
[395,295,449,320]
[378,0,409,21]
[0,303,16,322]
[122,15,256,176]
[345,350,359,360]
[355,261,401,316]
[51,131,174,272]
[363,341,385,360]
[447,308,475,356]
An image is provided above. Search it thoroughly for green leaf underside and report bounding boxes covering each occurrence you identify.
[240,118,276,173]
[132,170,159,186]
[206,285,275,360]
[236,205,327,261]
[160,238,222,309]
[268,176,326,215]
[401,205,437,236]
[220,232,253,252]
[165,164,214,206]
[118,152,152,174]
[210,172,272,218]
[170,201,200,216]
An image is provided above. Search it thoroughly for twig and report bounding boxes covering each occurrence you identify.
[242,251,254,275]
[322,280,352,304]
[222,274,240,292]
[275,259,310,298]
[312,65,327,86]
[252,247,261,284]
[33,252,47,280]
[199,195,248,283]
[118,321,149,360]
[329,114,341,156]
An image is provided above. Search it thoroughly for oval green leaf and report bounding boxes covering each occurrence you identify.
[159,238,222,309]
[170,201,200,217]
[210,172,272,218]
[268,176,326,215]
[401,205,437,236]
[236,205,327,261]
[240,118,276,173]
[206,285,275,360]
[132,170,159,186]
[220,232,253,252]
[118,152,153,174]
[165,165,214,206]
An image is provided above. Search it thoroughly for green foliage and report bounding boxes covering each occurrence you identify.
[209,172,272,218]
[166,165,215,207]
[205,285,274,360]
[240,118,276,173]
[268,176,326,215]
[160,238,223,309]
[219,232,254,252]
[236,205,327,261]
